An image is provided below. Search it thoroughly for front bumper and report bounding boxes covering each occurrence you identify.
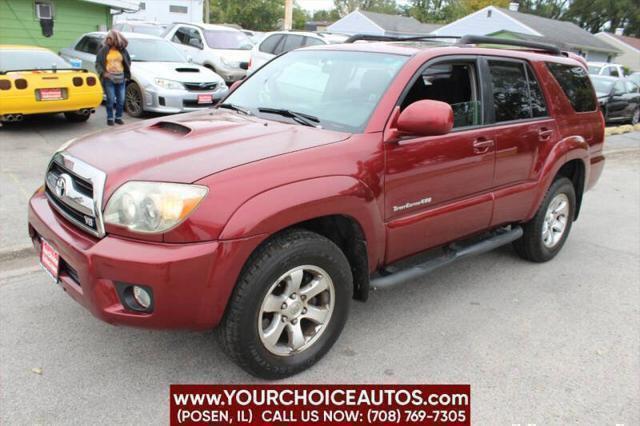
[142,86,229,114]
[215,67,246,83]
[28,188,264,330]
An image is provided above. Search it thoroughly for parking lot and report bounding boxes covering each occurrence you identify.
[0,109,638,424]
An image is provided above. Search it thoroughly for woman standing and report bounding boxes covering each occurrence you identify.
[95,30,131,125]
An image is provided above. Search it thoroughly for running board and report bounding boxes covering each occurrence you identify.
[371,226,523,290]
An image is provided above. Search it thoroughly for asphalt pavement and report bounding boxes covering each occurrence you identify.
[0,114,639,424]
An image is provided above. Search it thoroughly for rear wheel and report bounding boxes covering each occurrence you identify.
[219,229,352,379]
[64,110,91,122]
[125,82,144,118]
[513,177,576,262]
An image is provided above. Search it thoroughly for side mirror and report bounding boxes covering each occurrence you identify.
[396,100,453,137]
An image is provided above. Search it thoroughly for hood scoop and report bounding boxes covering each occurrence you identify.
[150,121,192,136]
[175,67,200,73]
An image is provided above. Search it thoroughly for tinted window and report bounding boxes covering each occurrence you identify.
[203,30,252,50]
[0,49,69,72]
[274,35,304,55]
[401,62,481,128]
[304,36,325,47]
[525,64,548,117]
[546,63,597,112]
[489,60,531,122]
[127,38,186,62]
[259,34,283,54]
[172,26,201,47]
[75,36,100,54]
[608,66,620,77]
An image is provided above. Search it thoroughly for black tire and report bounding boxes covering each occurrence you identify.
[125,82,144,118]
[513,177,576,262]
[64,110,91,122]
[219,229,352,379]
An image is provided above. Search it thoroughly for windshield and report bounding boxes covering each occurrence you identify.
[222,50,408,132]
[204,30,253,50]
[127,38,186,62]
[590,76,614,94]
[588,65,602,74]
[0,50,69,72]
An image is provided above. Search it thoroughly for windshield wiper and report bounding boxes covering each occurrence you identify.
[218,103,252,115]
[258,107,320,127]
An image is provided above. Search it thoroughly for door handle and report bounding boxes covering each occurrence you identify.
[539,128,553,141]
[472,138,494,154]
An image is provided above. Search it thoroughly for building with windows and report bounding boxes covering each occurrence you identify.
[0,0,138,52]
[595,32,640,72]
[113,0,203,25]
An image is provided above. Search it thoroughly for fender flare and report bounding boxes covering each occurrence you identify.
[219,176,385,269]
[526,135,589,220]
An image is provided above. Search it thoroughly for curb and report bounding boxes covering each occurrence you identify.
[0,246,34,262]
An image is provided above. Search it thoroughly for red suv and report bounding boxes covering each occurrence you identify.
[28,35,605,379]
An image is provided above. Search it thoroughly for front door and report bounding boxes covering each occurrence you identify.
[384,57,496,263]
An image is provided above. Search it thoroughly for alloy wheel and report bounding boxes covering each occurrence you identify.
[542,193,570,248]
[258,265,335,356]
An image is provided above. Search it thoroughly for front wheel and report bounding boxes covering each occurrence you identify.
[219,229,352,379]
[632,107,639,125]
[513,177,576,262]
[125,82,144,118]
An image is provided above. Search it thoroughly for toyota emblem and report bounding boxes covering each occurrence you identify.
[55,175,67,197]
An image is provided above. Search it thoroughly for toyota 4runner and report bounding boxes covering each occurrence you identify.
[28,35,605,379]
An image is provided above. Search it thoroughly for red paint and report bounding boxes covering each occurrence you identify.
[27,44,604,329]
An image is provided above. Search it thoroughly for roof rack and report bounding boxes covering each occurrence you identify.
[456,35,561,55]
[345,34,461,44]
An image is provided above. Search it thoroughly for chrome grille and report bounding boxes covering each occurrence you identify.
[44,152,106,238]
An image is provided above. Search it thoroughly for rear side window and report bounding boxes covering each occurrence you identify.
[303,36,324,47]
[489,60,532,122]
[75,36,100,54]
[259,34,282,54]
[274,35,304,55]
[526,65,548,118]
[546,63,596,112]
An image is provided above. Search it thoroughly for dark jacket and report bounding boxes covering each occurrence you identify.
[95,45,131,80]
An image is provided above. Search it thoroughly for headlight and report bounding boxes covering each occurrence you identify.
[220,57,241,68]
[104,182,208,234]
[153,78,185,90]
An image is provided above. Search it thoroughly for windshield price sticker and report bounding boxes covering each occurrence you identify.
[170,384,470,425]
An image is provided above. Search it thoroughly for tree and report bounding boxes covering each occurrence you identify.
[563,0,639,36]
[312,9,341,22]
[333,0,399,17]
[293,5,310,29]
[209,0,284,31]
[406,0,510,23]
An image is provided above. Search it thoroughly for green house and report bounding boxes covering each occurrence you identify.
[0,0,138,53]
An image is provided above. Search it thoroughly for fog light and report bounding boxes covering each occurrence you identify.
[133,286,151,309]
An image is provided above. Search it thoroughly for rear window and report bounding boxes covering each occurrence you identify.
[546,63,596,112]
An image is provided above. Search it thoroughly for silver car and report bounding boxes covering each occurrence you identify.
[60,32,228,117]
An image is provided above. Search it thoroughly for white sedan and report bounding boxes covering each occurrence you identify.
[60,32,228,117]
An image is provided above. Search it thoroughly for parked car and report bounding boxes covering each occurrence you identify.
[164,23,252,83]
[0,45,102,123]
[587,61,625,78]
[60,32,228,117]
[630,72,640,86]
[28,36,605,379]
[242,30,265,45]
[113,21,167,37]
[590,75,640,125]
[248,31,347,75]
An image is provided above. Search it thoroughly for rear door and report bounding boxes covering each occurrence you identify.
[483,57,556,226]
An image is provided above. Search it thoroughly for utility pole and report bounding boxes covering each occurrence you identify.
[204,0,210,23]
[284,0,293,30]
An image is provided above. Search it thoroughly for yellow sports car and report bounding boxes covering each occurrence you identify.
[0,45,102,123]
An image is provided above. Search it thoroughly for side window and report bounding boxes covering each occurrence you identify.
[74,36,89,52]
[173,26,201,47]
[303,36,325,47]
[546,63,597,112]
[601,66,611,76]
[259,34,283,54]
[401,61,481,129]
[525,64,548,117]
[609,66,620,77]
[85,37,100,55]
[274,35,304,55]
[488,60,531,122]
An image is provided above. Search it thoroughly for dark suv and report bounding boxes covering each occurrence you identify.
[28,35,605,379]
